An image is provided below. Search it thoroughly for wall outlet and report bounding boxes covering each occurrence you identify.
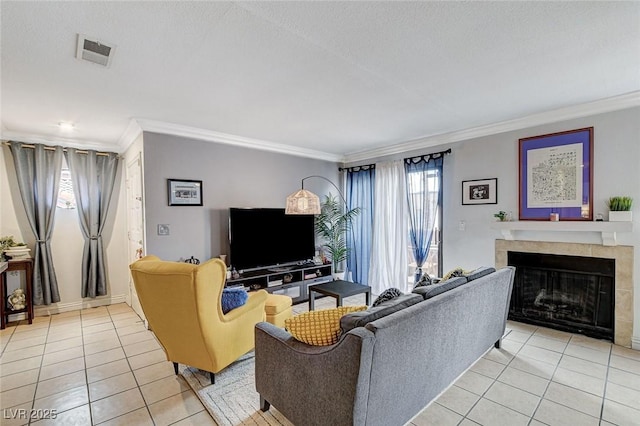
[157,224,170,236]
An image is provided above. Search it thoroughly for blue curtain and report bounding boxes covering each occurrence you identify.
[346,166,375,285]
[405,155,443,283]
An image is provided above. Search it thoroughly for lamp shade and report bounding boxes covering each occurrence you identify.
[285,189,321,215]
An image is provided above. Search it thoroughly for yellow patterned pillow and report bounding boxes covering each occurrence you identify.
[285,306,368,346]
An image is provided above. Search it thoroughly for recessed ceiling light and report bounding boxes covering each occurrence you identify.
[58,122,75,131]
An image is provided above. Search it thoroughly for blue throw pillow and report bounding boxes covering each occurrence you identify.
[221,287,248,314]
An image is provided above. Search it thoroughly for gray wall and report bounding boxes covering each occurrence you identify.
[142,132,339,264]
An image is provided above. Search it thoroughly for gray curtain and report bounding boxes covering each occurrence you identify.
[65,149,119,298]
[9,141,63,305]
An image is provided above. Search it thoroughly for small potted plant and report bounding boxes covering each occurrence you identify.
[493,211,508,222]
[607,196,633,222]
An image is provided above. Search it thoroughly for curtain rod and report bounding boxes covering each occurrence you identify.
[2,141,117,157]
[339,148,452,171]
[338,163,375,172]
[404,148,452,163]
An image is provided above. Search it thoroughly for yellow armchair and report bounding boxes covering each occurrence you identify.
[129,255,268,383]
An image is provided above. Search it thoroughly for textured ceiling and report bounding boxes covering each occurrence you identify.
[1,1,639,159]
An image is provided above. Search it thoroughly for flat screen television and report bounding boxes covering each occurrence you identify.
[229,207,315,270]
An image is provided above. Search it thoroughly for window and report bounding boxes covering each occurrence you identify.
[57,167,76,209]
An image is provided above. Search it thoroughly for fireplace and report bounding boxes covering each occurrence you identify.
[508,252,614,341]
[495,240,634,347]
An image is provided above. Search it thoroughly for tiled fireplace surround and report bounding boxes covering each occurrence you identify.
[495,239,634,348]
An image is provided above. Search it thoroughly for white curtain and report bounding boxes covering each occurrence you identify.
[368,160,408,295]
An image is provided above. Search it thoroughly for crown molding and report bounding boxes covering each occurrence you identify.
[135,118,343,163]
[117,119,143,152]
[342,91,640,163]
[0,130,116,152]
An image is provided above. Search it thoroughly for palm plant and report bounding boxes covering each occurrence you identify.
[314,194,361,274]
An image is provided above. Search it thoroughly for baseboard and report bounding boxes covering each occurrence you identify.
[21,294,129,318]
[632,336,640,351]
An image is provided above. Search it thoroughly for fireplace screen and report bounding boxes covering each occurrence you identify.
[508,252,614,341]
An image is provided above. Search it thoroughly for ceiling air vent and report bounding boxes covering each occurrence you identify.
[76,34,115,67]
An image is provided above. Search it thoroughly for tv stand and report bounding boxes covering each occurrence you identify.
[226,262,333,304]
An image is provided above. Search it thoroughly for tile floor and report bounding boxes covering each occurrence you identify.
[1,300,639,425]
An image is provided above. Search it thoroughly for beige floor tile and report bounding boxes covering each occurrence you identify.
[148,390,207,425]
[563,343,610,365]
[0,356,43,377]
[44,336,82,353]
[607,367,640,392]
[558,354,608,379]
[483,346,516,365]
[534,399,599,426]
[89,371,138,402]
[98,407,154,426]
[41,346,84,366]
[0,344,44,364]
[609,354,640,375]
[605,382,640,409]
[434,385,480,416]
[81,306,109,316]
[82,329,118,345]
[518,345,562,365]
[116,323,147,336]
[39,357,85,381]
[509,354,556,380]
[506,321,537,334]
[31,404,91,426]
[48,322,82,334]
[412,403,463,426]
[0,401,31,426]
[32,385,89,415]
[497,366,550,396]
[533,327,571,342]
[484,381,540,417]
[568,335,612,353]
[118,330,154,347]
[107,303,135,314]
[81,315,112,328]
[4,334,47,351]
[458,420,482,426]
[85,347,126,369]
[82,322,115,335]
[543,382,602,417]
[123,339,161,357]
[602,398,640,426]
[527,335,568,353]
[84,336,122,355]
[112,316,144,329]
[171,410,216,425]
[0,369,40,392]
[9,327,49,341]
[90,387,146,424]
[611,345,640,362]
[45,329,82,344]
[552,366,605,397]
[109,311,140,321]
[453,370,494,396]
[35,370,87,400]
[466,397,530,426]
[504,330,532,343]
[133,361,175,386]
[86,359,132,384]
[0,384,36,410]
[140,374,190,405]
[469,357,505,379]
[127,348,167,370]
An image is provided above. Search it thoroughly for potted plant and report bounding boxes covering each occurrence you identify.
[0,236,27,261]
[607,196,633,222]
[493,211,508,222]
[314,194,361,278]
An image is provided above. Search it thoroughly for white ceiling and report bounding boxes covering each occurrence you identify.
[1,1,639,161]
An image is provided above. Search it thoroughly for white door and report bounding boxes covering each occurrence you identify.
[126,153,146,320]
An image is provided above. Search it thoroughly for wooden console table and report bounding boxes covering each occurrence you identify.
[0,258,34,329]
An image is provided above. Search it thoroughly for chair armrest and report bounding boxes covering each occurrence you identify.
[221,289,268,322]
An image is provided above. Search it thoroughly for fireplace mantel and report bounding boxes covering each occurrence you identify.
[492,221,633,246]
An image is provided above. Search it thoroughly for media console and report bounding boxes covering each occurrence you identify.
[226,262,333,304]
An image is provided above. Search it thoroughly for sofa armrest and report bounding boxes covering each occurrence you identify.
[255,322,375,426]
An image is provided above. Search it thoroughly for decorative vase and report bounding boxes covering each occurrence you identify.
[608,211,632,222]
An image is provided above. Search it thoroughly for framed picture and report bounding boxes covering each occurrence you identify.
[167,179,203,206]
[462,178,497,205]
[519,127,593,221]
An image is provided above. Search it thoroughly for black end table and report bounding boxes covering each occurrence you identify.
[308,280,371,311]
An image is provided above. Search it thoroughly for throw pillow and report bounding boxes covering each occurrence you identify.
[221,287,248,314]
[285,305,367,346]
[414,273,433,289]
[372,288,403,307]
[442,267,467,281]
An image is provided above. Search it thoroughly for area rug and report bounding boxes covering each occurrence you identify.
[182,352,293,426]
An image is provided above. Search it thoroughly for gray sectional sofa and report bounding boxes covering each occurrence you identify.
[255,266,516,426]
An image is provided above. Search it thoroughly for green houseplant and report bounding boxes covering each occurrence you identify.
[607,196,633,222]
[314,194,361,275]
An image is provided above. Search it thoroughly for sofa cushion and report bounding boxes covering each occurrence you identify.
[412,276,467,299]
[340,293,423,334]
[221,287,248,314]
[464,266,496,282]
[285,306,367,346]
[372,288,403,307]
